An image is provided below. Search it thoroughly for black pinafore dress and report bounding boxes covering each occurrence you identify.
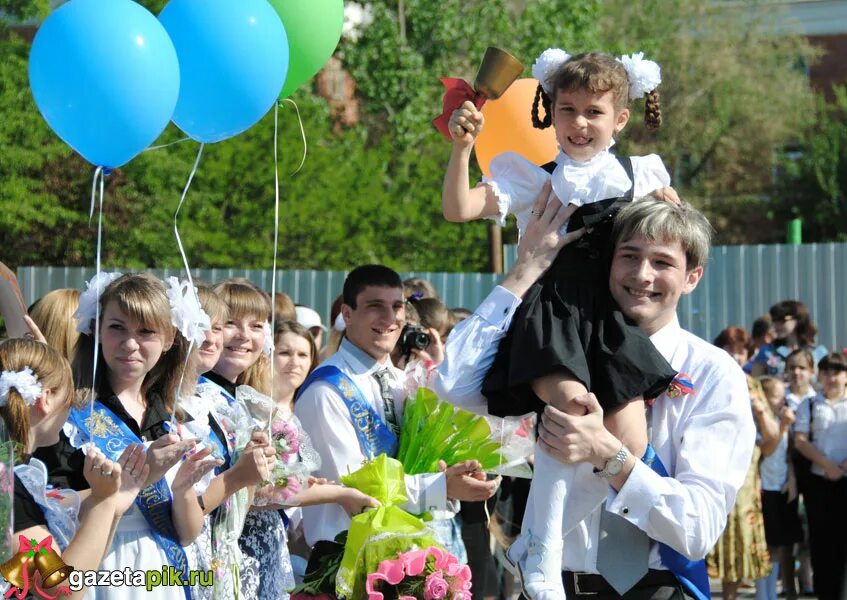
[481,156,677,418]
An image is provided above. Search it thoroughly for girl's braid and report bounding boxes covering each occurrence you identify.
[644,89,662,129]
[531,83,553,129]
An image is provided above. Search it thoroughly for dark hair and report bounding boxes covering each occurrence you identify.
[785,348,815,369]
[750,315,773,340]
[531,52,662,131]
[713,326,753,358]
[342,265,402,309]
[274,320,319,379]
[818,352,847,373]
[769,300,818,347]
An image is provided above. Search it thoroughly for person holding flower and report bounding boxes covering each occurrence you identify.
[295,265,501,553]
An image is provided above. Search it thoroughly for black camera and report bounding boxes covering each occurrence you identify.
[399,324,431,357]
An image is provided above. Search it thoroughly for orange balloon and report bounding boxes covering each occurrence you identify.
[475,78,558,177]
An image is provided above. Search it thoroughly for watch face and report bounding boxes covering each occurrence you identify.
[607,460,623,475]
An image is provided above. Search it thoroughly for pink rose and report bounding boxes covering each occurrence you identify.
[424,571,450,600]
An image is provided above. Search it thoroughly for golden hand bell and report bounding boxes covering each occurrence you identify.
[0,551,37,590]
[34,545,73,588]
[474,47,524,101]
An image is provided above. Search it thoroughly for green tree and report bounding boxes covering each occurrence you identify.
[595,0,818,243]
[771,86,847,242]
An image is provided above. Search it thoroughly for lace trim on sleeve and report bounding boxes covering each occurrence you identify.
[479,177,509,226]
[14,459,80,551]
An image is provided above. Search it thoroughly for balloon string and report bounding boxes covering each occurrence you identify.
[281,98,307,175]
[267,102,281,437]
[89,166,105,433]
[143,136,191,153]
[174,143,204,294]
[170,143,204,427]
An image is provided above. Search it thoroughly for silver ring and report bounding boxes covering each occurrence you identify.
[100,469,113,476]
[531,209,541,217]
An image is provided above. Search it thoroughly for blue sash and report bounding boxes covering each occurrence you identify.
[67,401,191,600]
[643,444,710,600]
[297,366,398,458]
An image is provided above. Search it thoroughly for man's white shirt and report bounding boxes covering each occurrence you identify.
[435,285,756,572]
[295,338,449,546]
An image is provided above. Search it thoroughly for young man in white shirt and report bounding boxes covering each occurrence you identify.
[295,264,500,548]
[437,186,756,599]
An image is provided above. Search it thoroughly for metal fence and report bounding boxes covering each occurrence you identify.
[17,241,847,351]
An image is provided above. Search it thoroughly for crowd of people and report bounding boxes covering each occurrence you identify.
[1,47,844,600]
[708,302,846,600]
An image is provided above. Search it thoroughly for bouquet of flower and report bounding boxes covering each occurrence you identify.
[254,419,308,504]
[239,385,321,507]
[366,546,471,600]
[398,387,534,478]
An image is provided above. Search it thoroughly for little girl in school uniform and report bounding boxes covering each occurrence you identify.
[442,49,678,599]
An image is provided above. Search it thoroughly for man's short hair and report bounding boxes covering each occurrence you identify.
[343,265,403,308]
[612,199,713,270]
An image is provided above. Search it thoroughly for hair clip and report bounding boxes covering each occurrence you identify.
[0,367,42,407]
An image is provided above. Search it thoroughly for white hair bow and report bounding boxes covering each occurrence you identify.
[531,48,571,95]
[0,367,42,407]
[74,271,123,334]
[166,277,211,347]
[617,52,661,99]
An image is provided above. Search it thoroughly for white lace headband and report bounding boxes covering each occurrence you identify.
[0,367,42,407]
[531,48,661,100]
[74,271,123,334]
[166,277,211,347]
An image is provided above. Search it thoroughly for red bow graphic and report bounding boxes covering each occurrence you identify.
[19,535,53,556]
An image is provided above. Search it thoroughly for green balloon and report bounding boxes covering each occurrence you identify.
[270,0,345,100]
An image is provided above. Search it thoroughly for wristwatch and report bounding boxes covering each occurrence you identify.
[596,445,629,478]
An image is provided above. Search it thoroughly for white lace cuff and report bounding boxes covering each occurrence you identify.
[479,178,510,227]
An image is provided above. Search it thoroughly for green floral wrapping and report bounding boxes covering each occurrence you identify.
[397,388,503,475]
[336,455,440,599]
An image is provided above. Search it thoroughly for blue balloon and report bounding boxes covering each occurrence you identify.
[29,0,180,169]
[159,0,289,143]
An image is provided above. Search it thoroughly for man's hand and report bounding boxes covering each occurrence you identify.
[441,459,500,502]
[500,181,583,298]
[539,393,620,471]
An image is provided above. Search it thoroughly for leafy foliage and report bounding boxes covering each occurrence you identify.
[771,86,847,242]
[0,0,831,273]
